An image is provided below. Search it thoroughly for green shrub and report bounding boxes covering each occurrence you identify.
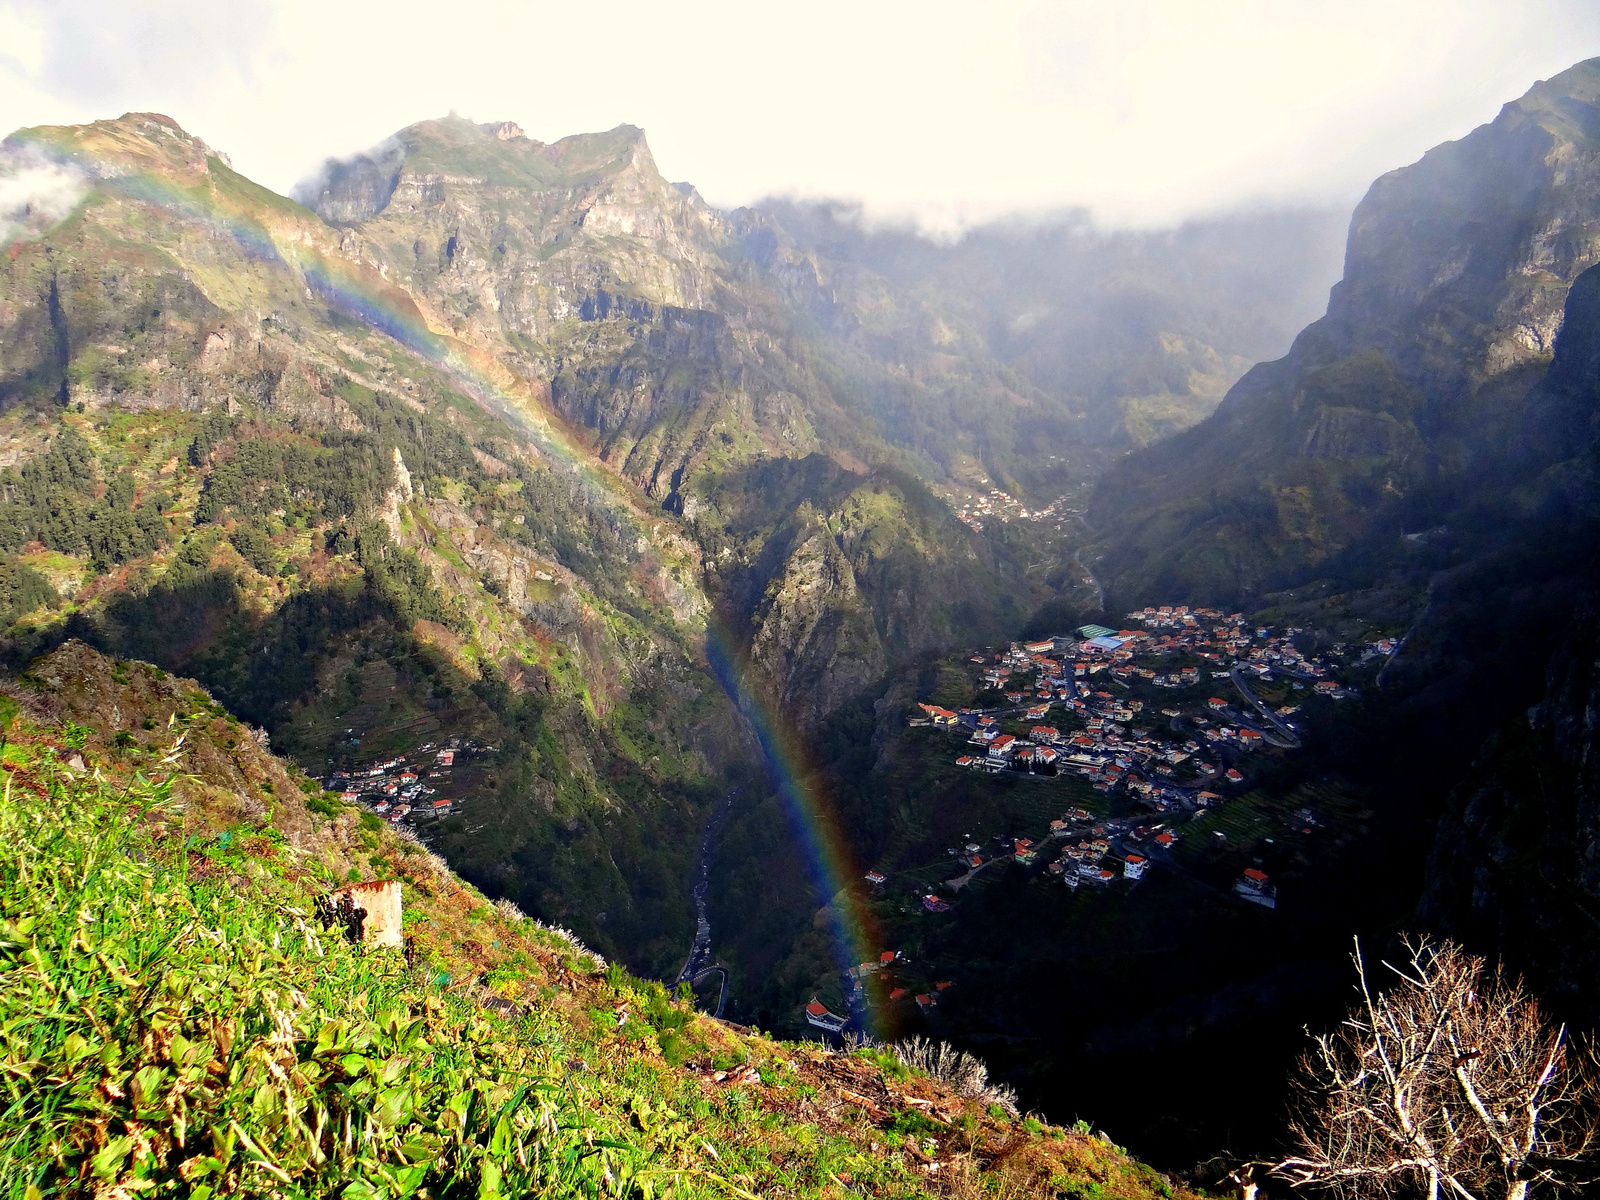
[885,1109,943,1138]
[305,792,345,819]
[228,525,279,576]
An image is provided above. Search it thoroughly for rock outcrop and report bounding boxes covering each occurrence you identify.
[325,879,405,948]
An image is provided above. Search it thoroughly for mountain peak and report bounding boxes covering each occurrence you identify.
[7,110,231,181]
[1502,55,1600,150]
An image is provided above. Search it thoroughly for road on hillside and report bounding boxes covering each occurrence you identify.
[686,965,729,1018]
[1228,668,1303,748]
[1073,545,1106,611]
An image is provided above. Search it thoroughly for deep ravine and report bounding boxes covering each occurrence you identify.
[676,787,740,1016]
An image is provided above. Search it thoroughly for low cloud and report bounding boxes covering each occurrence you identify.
[0,147,88,246]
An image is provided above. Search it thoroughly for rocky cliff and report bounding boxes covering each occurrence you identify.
[297,115,1346,713]
[1088,58,1600,605]
[0,112,737,975]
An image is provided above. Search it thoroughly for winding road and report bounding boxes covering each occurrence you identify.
[1071,515,1106,611]
[1228,668,1303,748]
[1377,585,1435,690]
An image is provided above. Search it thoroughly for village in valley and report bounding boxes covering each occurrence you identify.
[952,486,1076,533]
[322,735,492,827]
[805,603,1394,1037]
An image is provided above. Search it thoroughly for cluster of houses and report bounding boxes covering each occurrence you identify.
[1119,606,1341,682]
[846,603,1397,1016]
[1036,815,1181,890]
[922,808,1185,901]
[326,737,482,825]
[916,630,1233,797]
[803,946,955,1032]
[909,600,1375,801]
[955,488,1073,533]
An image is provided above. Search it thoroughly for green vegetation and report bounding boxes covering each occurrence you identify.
[0,426,170,570]
[0,648,1192,1199]
[0,562,56,627]
[0,763,678,1198]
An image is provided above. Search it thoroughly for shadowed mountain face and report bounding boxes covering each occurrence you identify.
[1088,58,1600,607]
[1420,262,1600,1025]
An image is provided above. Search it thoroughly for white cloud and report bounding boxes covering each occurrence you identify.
[0,0,1597,232]
[0,147,88,245]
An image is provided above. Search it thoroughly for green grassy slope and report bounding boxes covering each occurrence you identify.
[0,641,1192,1200]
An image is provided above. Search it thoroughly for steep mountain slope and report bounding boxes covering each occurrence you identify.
[0,640,1191,1199]
[1088,58,1600,606]
[295,116,1060,716]
[304,118,1345,505]
[0,108,1346,754]
[0,112,736,976]
[1421,262,1600,1024]
[296,115,1349,716]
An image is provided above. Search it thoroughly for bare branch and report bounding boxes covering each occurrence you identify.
[1272,937,1599,1199]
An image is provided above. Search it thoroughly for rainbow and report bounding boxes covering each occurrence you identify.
[13,123,885,1028]
[704,624,881,1017]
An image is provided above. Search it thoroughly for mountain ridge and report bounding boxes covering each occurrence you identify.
[1087,56,1600,607]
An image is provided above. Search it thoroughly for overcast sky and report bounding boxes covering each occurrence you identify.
[2,0,1598,232]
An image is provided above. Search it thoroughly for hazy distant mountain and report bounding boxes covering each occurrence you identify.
[1088,57,1600,606]
[747,200,1347,453]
